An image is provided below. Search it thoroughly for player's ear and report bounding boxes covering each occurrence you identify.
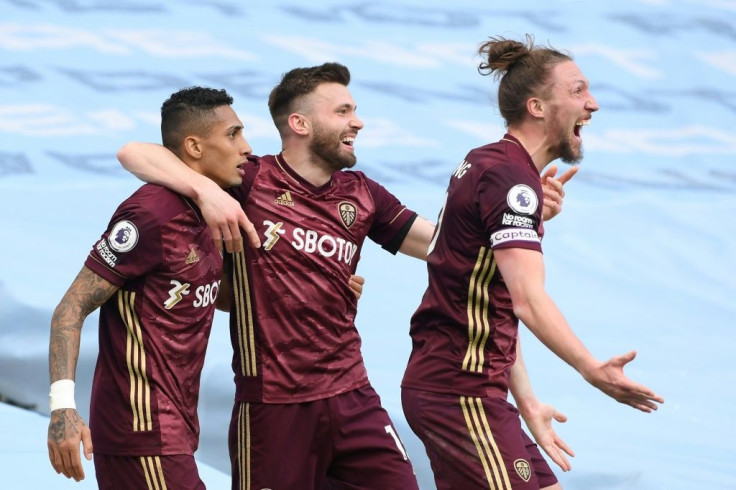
[527,97,545,119]
[183,135,203,159]
[288,113,310,136]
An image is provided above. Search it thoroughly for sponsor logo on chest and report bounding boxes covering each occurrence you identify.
[164,279,220,310]
[262,219,358,265]
[259,198,360,265]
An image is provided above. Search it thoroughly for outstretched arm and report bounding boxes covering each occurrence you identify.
[509,337,574,471]
[495,247,664,412]
[48,266,119,481]
[117,142,260,252]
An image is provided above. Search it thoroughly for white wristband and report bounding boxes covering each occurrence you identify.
[49,379,76,411]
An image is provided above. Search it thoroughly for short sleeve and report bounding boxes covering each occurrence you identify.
[364,176,417,254]
[85,201,164,287]
[477,164,543,252]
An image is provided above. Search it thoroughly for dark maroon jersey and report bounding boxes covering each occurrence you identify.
[402,135,544,398]
[227,153,416,403]
[84,184,222,456]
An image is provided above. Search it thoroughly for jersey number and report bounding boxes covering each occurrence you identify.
[426,191,449,256]
[385,425,409,461]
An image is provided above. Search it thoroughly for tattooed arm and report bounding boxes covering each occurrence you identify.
[47,266,118,482]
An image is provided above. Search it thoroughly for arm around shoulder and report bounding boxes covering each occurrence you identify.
[117,142,260,252]
[117,142,215,199]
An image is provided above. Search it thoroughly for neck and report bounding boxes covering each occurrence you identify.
[507,124,555,173]
[280,146,333,187]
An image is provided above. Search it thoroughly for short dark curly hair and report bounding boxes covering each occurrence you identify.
[160,86,234,154]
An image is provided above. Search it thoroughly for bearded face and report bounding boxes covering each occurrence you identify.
[548,103,584,165]
[309,118,357,172]
[557,130,583,165]
[542,60,597,166]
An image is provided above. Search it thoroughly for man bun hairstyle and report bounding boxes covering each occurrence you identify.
[478,34,571,126]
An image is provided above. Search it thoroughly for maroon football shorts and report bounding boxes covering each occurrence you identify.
[402,387,558,489]
[94,453,205,490]
[229,384,418,490]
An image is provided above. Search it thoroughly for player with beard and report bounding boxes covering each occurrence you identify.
[400,35,665,490]
[117,63,425,489]
[221,62,427,489]
[117,62,577,489]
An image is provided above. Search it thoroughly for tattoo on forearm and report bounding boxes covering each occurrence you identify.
[49,267,118,381]
[49,326,79,380]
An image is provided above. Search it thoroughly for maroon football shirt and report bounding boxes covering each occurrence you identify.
[402,134,544,398]
[227,153,417,403]
[84,184,222,456]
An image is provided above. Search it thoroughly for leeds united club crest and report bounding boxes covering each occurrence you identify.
[339,201,357,228]
[514,459,531,482]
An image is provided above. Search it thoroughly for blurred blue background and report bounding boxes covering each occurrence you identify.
[1,1,735,488]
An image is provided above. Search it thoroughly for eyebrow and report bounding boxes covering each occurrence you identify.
[566,79,588,91]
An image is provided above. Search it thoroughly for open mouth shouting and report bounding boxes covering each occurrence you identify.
[573,118,590,141]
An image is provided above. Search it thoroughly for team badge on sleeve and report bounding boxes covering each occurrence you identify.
[506,185,538,215]
[108,220,139,253]
[338,201,357,229]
